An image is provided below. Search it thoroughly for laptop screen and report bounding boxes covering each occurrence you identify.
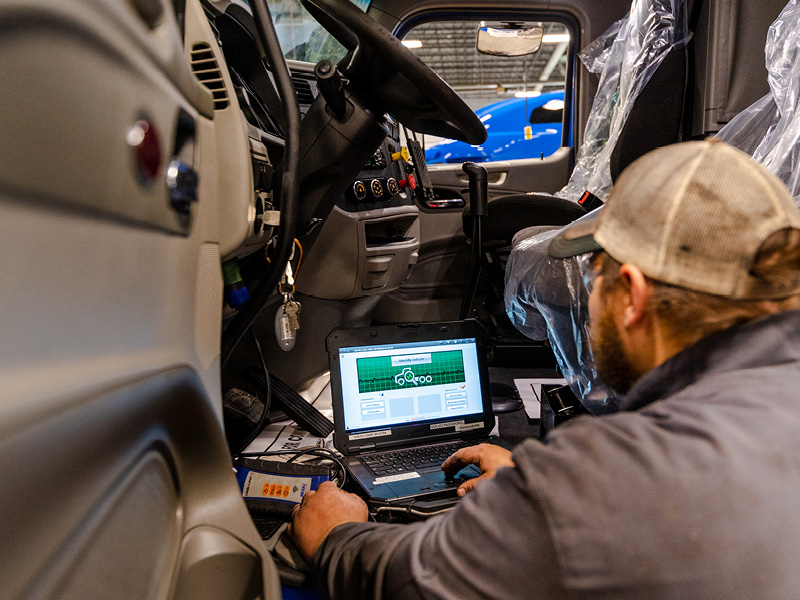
[337,337,485,432]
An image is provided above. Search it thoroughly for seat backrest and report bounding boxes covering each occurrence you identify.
[609,44,688,181]
[555,0,692,202]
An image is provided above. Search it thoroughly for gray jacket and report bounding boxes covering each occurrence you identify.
[315,309,800,599]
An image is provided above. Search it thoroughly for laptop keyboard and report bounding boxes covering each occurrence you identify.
[361,440,474,477]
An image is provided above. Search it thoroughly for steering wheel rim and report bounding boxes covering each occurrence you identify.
[300,0,487,145]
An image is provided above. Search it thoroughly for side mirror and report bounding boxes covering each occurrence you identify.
[476,24,544,57]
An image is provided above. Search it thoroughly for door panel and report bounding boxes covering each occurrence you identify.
[427,147,573,198]
[1,369,277,600]
[0,1,279,598]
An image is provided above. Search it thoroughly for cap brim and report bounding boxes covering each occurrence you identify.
[547,210,603,259]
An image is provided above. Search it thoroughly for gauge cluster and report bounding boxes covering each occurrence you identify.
[342,136,418,213]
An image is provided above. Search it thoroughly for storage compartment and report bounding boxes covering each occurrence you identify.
[296,205,420,299]
[364,214,417,246]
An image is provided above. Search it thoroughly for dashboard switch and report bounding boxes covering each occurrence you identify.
[398,174,417,190]
[127,119,161,182]
[252,159,273,191]
[386,178,400,196]
[391,147,410,163]
[351,180,367,201]
[166,158,198,214]
[370,178,385,199]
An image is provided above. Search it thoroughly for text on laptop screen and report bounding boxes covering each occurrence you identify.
[338,338,484,432]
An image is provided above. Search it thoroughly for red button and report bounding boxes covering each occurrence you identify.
[127,120,162,182]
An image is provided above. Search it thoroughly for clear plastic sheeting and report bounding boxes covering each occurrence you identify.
[717,0,800,204]
[556,0,690,202]
[504,0,691,412]
[505,215,621,415]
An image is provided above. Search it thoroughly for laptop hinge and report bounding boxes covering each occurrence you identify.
[355,444,376,453]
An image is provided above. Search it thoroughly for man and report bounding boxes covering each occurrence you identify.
[290,139,800,598]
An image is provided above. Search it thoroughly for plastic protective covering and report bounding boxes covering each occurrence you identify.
[506,216,620,414]
[504,0,692,412]
[717,0,800,204]
[556,0,690,202]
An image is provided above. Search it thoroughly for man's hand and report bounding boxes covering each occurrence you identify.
[441,443,515,496]
[289,481,368,563]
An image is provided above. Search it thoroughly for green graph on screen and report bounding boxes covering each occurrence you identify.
[357,350,465,393]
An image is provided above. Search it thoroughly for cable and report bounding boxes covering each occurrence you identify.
[293,238,304,277]
[234,447,347,488]
[263,424,290,453]
[372,504,455,519]
[287,447,347,488]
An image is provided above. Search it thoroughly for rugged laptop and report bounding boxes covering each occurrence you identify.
[327,320,498,501]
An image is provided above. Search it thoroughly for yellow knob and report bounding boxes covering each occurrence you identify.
[391,147,410,163]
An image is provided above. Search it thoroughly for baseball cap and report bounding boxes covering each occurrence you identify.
[548,139,800,299]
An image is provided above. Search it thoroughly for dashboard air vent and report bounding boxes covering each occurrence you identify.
[291,74,316,105]
[190,43,229,110]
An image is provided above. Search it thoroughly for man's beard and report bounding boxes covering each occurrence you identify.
[591,306,642,395]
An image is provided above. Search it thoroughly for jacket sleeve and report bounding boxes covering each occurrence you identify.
[313,447,569,599]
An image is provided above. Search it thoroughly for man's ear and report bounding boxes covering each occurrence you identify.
[617,264,651,328]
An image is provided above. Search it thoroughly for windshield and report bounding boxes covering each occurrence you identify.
[266,0,371,64]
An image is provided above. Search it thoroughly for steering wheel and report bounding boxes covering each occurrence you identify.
[300,0,487,145]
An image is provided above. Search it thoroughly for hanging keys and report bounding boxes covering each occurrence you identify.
[275,298,296,351]
[284,297,301,331]
[275,258,301,351]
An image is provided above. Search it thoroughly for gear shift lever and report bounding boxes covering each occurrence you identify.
[460,161,488,320]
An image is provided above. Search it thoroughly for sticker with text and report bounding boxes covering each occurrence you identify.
[373,472,421,485]
[455,421,485,432]
[430,420,465,430]
[349,429,392,441]
[242,471,310,503]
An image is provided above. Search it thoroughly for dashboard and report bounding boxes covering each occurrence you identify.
[197,0,422,300]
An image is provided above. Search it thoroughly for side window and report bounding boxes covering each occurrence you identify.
[401,20,570,165]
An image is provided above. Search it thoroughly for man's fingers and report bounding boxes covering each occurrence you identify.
[316,480,338,492]
[441,444,483,473]
[289,483,369,564]
[457,474,485,496]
